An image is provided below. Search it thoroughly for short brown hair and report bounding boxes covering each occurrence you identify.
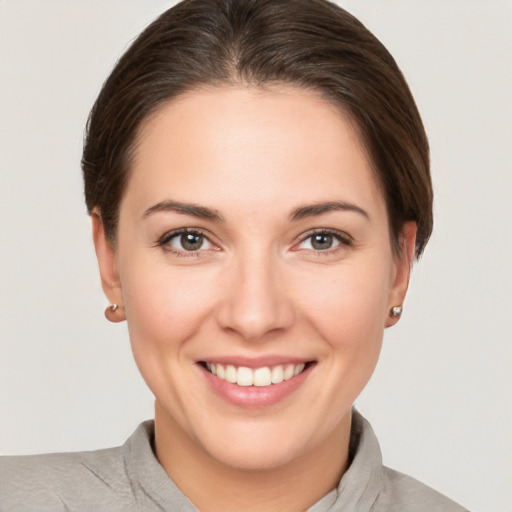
[82,0,432,256]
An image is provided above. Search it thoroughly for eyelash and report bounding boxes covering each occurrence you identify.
[157,228,215,257]
[156,228,353,257]
[294,229,353,255]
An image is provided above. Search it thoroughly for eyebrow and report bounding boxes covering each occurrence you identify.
[290,201,370,221]
[142,199,368,223]
[142,200,225,222]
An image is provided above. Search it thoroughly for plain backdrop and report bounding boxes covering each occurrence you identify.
[0,1,510,511]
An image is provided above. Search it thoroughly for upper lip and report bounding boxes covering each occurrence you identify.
[198,355,314,368]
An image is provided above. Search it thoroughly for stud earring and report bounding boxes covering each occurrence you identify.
[390,305,403,318]
[104,304,124,322]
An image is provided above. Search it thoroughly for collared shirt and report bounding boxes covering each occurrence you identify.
[0,411,468,511]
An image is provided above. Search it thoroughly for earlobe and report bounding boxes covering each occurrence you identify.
[385,221,417,328]
[104,303,125,323]
[91,208,125,321]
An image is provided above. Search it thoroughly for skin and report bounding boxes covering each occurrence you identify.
[93,86,416,512]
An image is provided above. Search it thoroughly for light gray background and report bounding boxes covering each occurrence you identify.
[0,2,510,511]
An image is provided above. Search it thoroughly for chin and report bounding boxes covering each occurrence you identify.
[190,409,345,472]
[202,426,310,471]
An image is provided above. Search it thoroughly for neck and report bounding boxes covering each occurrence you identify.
[153,402,352,512]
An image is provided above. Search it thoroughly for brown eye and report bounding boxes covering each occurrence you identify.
[311,233,334,250]
[162,230,214,253]
[295,230,349,253]
[180,233,204,251]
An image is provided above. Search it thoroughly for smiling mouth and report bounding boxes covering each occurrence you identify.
[200,362,313,387]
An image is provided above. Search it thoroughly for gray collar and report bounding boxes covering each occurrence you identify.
[123,410,383,512]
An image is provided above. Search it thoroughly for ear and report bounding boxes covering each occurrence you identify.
[385,221,417,328]
[91,208,125,322]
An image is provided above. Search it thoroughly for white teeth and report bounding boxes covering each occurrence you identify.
[225,365,237,383]
[253,367,272,387]
[294,363,305,376]
[283,364,295,380]
[237,367,253,386]
[205,362,307,387]
[271,365,284,384]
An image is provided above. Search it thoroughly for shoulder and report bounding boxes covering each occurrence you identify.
[345,411,469,511]
[375,466,470,512]
[0,445,135,512]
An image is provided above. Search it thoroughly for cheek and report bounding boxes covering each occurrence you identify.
[119,263,222,398]
[122,264,220,347]
[297,261,392,408]
[295,259,392,348]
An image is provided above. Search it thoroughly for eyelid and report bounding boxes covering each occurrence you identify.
[157,227,220,253]
[292,228,353,251]
[156,227,352,255]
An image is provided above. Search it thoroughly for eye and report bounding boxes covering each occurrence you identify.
[304,233,338,251]
[159,229,215,254]
[295,230,351,252]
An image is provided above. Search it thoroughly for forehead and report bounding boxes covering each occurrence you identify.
[125,85,385,219]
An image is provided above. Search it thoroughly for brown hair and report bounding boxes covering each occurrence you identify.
[82,0,432,256]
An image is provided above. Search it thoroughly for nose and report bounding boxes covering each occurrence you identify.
[216,250,295,341]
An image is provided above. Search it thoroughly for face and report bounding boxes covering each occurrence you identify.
[94,86,415,472]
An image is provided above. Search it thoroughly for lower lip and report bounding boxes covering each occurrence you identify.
[200,364,314,408]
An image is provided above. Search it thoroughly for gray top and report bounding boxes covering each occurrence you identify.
[0,412,468,511]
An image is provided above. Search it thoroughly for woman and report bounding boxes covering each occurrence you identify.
[1,0,470,510]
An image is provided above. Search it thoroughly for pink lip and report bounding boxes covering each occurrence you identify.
[199,362,315,408]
